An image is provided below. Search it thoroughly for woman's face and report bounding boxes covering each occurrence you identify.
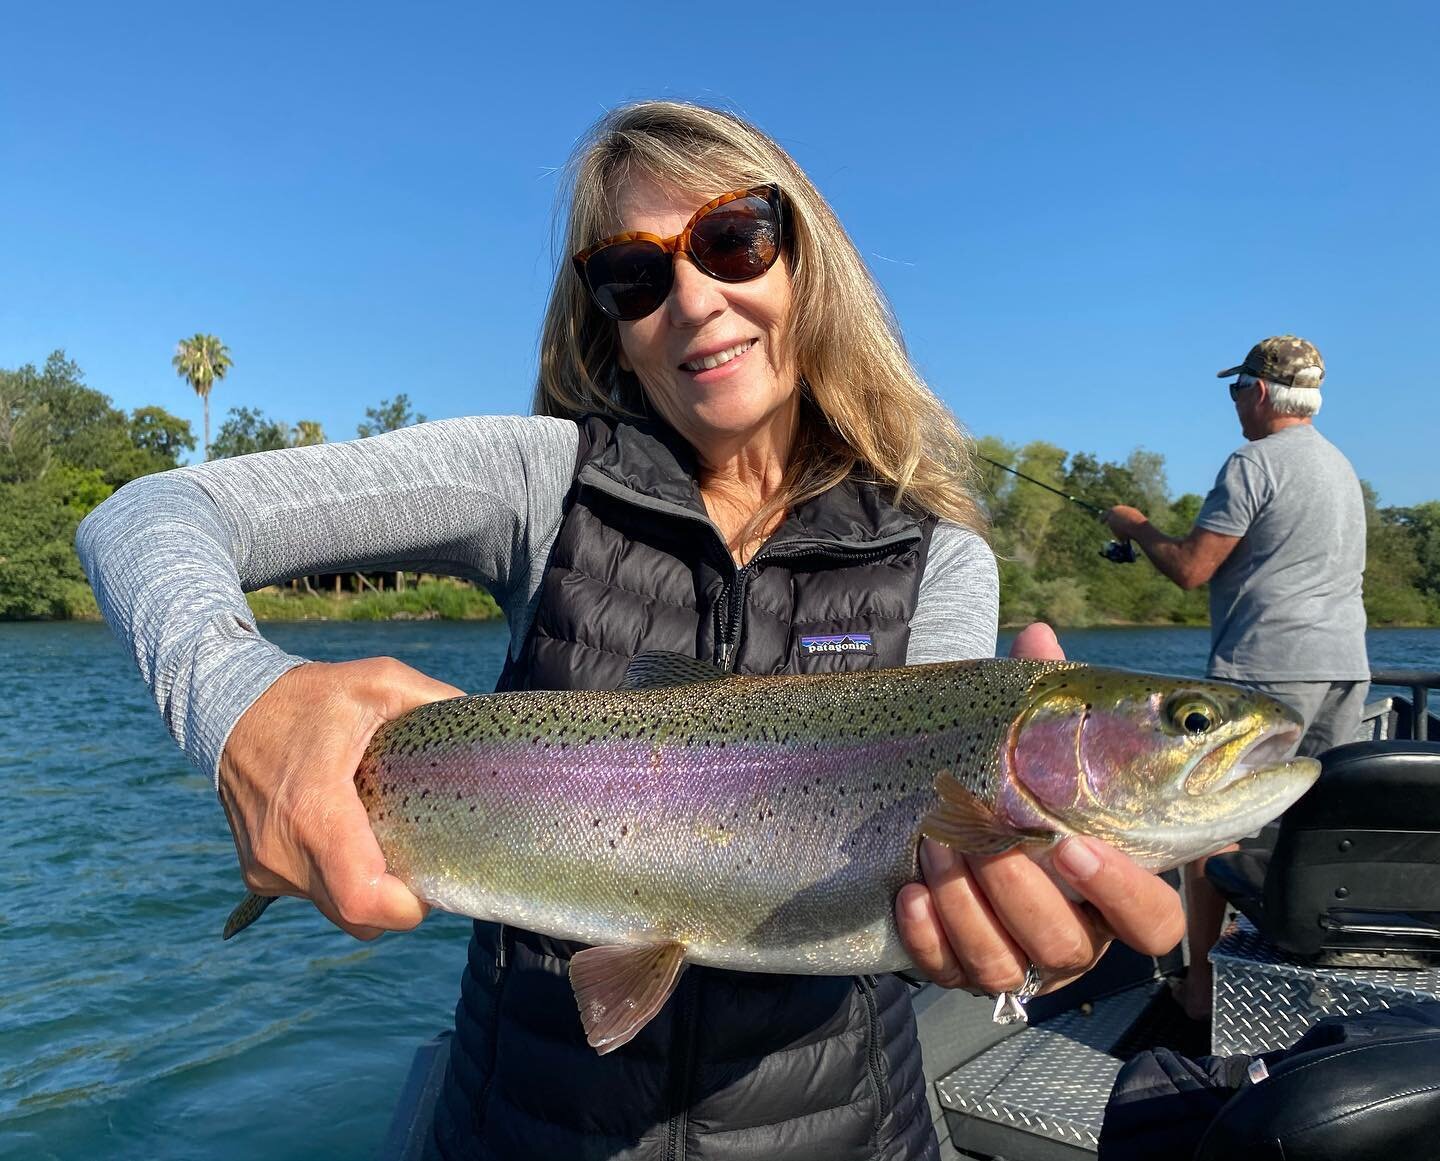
[613,175,799,461]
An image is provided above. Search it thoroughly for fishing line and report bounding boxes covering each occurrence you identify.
[978,455,1136,564]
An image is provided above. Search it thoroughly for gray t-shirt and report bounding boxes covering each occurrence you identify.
[76,415,999,785]
[1194,424,1368,682]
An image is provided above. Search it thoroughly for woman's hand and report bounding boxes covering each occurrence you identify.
[894,623,1186,994]
[218,657,465,940]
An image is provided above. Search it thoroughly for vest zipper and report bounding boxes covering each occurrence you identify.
[713,563,753,671]
[857,974,893,1145]
[663,973,699,1161]
[713,537,920,671]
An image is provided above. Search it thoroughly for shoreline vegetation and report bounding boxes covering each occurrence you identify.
[6,349,1440,628]
[242,577,502,622]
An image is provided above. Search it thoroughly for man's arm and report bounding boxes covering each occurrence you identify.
[1103,506,1240,590]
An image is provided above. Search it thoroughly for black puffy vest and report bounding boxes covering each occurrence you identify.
[430,416,940,1161]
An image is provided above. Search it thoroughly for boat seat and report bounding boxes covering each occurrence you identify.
[1192,1027,1440,1160]
[1205,740,1440,960]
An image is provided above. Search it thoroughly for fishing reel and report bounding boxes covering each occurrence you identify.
[1101,539,1136,564]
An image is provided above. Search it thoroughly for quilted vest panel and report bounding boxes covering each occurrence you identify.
[431,416,939,1161]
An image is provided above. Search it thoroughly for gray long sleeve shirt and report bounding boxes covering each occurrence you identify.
[77,415,999,784]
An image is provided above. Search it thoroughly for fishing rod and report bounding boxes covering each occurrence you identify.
[978,455,1136,564]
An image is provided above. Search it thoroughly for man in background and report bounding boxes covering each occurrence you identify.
[1103,335,1369,1020]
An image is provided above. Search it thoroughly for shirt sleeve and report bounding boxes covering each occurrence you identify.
[1194,448,1272,538]
[905,522,1000,663]
[75,414,580,785]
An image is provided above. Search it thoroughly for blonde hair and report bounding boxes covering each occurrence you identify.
[535,100,986,539]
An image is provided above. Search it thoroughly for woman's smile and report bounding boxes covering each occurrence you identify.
[680,337,759,376]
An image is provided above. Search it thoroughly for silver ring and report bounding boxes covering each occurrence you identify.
[991,962,1043,1026]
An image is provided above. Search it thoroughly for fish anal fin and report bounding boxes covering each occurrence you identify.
[619,651,729,691]
[223,892,278,940]
[921,771,1054,856]
[569,941,688,1055]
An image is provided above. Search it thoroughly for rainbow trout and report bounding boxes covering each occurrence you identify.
[224,652,1318,1052]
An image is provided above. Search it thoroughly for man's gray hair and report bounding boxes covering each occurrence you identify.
[1239,371,1323,417]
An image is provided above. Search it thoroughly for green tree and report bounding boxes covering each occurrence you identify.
[0,365,53,483]
[0,466,110,618]
[1124,448,1170,516]
[209,407,296,459]
[1165,493,1205,534]
[0,351,147,487]
[293,419,325,447]
[172,334,233,459]
[357,394,426,438]
[1392,501,1440,604]
[1360,483,1433,625]
[130,405,196,465]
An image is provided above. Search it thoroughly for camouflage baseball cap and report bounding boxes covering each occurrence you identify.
[1216,335,1325,387]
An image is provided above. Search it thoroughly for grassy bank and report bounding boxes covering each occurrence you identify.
[244,579,502,622]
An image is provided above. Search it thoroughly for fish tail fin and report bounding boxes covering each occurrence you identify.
[921,771,1055,856]
[223,892,278,940]
[569,941,688,1055]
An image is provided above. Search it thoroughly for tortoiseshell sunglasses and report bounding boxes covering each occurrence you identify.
[572,185,784,321]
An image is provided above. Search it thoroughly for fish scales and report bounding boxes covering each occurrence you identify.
[231,652,1321,1053]
[358,658,1071,973]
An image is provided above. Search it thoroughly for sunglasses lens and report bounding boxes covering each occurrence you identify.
[689,192,780,282]
[584,240,671,320]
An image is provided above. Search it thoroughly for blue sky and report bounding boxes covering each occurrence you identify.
[3,1,1436,505]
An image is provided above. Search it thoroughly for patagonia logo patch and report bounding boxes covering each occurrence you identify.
[800,633,875,656]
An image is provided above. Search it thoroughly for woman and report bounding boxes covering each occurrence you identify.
[78,101,1182,1160]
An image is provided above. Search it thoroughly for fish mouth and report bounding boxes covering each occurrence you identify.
[1189,722,1303,796]
[1234,725,1302,778]
[1117,722,1319,870]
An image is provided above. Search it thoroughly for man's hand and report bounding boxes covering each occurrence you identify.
[1104,505,1149,540]
[894,622,1185,994]
[218,657,465,940]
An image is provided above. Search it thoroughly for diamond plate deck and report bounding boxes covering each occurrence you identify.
[1211,917,1440,1055]
[935,982,1161,1152]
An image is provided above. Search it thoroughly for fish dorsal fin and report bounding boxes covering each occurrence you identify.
[569,941,689,1054]
[619,651,729,691]
[920,771,1056,856]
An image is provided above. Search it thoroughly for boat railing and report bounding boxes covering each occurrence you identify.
[1367,669,1440,741]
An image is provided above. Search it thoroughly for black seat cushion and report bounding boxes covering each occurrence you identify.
[1193,1008,1440,1160]
[1205,740,1440,956]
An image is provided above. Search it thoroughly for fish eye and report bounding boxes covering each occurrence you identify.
[1165,694,1222,736]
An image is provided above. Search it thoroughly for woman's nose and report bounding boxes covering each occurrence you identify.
[664,256,725,326]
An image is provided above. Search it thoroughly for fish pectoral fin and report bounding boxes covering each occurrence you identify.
[921,771,1050,856]
[569,941,689,1055]
[619,651,730,690]
[223,892,278,940]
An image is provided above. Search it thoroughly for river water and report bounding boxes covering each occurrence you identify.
[3,622,1436,1160]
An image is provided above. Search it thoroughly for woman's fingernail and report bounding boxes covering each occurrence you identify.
[920,839,958,879]
[1056,836,1102,881]
[901,888,929,924]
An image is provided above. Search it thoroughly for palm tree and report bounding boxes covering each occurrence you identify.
[172,334,233,460]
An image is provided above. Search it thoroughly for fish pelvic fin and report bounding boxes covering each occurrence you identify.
[223,892,278,940]
[569,941,689,1055]
[619,651,729,691]
[921,771,1058,856]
